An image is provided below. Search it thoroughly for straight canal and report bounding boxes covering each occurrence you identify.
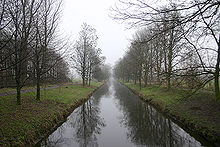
[39,77,213,147]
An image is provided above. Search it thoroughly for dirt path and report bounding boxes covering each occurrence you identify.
[0,83,77,96]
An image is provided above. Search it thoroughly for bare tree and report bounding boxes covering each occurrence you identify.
[0,0,66,104]
[6,0,42,105]
[32,0,63,101]
[72,23,99,87]
[111,0,220,99]
[93,63,111,82]
[87,48,103,86]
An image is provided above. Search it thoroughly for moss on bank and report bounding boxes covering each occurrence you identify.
[123,82,220,145]
[0,82,103,146]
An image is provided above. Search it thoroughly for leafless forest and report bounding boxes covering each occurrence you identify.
[112,0,220,100]
[0,0,109,105]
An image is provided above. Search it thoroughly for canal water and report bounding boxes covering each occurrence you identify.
[40,77,212,147]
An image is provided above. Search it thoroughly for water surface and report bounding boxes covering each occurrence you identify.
[40,78,211,147]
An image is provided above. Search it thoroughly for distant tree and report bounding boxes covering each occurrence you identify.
[93,64,111,82]
[86,48,103,86]
[72,23,100,87]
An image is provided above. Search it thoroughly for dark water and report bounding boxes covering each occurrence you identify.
[40,78,212,147]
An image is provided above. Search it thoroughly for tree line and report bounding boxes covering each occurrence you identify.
[112,0,220,100]
[0,0,70,105]
[0,1,109,105]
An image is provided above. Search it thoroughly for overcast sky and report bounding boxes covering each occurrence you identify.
[60,0,134,65]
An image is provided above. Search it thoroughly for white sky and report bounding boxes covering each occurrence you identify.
[60,0,134,65]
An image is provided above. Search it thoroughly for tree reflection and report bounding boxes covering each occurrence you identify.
[41,86,106,147]
[41,124,72,147]
[69,98,106,147]
[114,81,201,147]
[41,80,204,147]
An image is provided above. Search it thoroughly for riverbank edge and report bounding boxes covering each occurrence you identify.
[33,82,105,146]
[120,82,220,146]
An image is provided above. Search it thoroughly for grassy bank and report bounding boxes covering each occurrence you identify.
[123,82,220,145]
[0,81,103,146]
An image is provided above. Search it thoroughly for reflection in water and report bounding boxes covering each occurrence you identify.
[113,79,203,147]
[41,91,106,147]
[40,77,212,147]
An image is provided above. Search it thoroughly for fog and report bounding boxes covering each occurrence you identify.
[60,0,134,65]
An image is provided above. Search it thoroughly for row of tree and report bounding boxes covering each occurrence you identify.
[112,0,220,100]
[0,1,109,105]
[0,0,69,104]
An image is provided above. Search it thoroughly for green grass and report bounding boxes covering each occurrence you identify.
[124,82,187,106]
[0,81,103,146]
[40,84,99,104]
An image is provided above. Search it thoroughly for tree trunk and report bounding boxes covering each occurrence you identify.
[215,38,220,100]
[134,69,137,85]
[150,65,153,85]
[36,72,40,101]
[88,78,90,87]
[16,81,21,105]
[82,38,86,87]
[139,67,142,90]
[167,27,174,90]
[88,64,92,86]
[144,67,148,87]
[36,52,41,100]
[167,72,171,90]
[88,71,91,86]
[214,73,219,100]
[86,78,88,85]
[139,76,142,90]
[167,42,172,90]
[150,48,153,85]
[82,76,85,87]
[82,57,85,87]
[144,75,148,87]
